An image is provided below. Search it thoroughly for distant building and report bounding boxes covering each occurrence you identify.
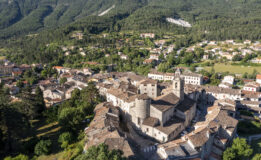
[244,40,252,44]
[149,54,159,60]
[256,74,261,84]
[226,40,234,44]
[219,76,234,89]
[71,32,83,40]
[140,33,155,39]
[53,66,70,74]
[180,72,203,85]
[222,76,235,85]
[203,54,209,60]
[148,69,175,81]
[143,59,156,64]
[251,58,261,64]
[148,69,203,85]
[120,55,128,60]
[219,82,233,89]
[0,65,14,76]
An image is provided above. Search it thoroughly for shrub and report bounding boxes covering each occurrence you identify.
[34,139,52,156]
[58,132,73,149]
[4,154,29,160]
[238,120,261,135]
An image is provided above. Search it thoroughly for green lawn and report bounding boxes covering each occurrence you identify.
[204,63,261,74]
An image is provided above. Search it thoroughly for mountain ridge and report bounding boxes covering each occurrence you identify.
[1,0,261,39]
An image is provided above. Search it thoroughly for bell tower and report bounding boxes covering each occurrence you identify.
[173,77,184,101]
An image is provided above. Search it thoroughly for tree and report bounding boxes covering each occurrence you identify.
[58,132,73,149]
[232,54,242,61]
[60,77,67,85]
[159,53,165,61]
[43,106,58,123]
[16,81,24,88]
[195,47,204,60]
[58,82,101,133]
[210,73,221,86]
[223,138,253,160]
[34,86,45,114]
[252,154,261,160]
[34,139,52,156]
[75,143,126,160]
[0,86,30,153]
[243,72,248,79]
[58,107,85,132]
[13,87,45,119]
[4,154,29,160]
[183,53,194,66]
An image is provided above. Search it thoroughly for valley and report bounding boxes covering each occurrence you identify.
[2,0,261,160]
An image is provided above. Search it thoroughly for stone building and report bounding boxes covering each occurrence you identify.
[243,82,260,92]
[138,79,159,98]
[203,86,242,105]
[181,72,203,85]
[84,102,134,158]
[130,78,196,142]
[0,65,14,76]
[148,69,175,81]
[102,76,197,143]
[157,102,238,160]
[147,69,203,85]
[256,74,261,84]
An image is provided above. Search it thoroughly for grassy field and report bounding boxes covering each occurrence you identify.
[204,63,261,74]
[38,152,64,160]
[0,56,5,60]
[25,119,62,159]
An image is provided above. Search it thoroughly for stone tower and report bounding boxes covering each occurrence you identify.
[134,94,151,126]
[175,68,182,77]
[173,77,184,101]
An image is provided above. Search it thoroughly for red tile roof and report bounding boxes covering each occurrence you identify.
[257,74,261,80]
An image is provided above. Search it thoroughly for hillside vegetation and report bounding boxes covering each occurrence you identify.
[1,0,261,39]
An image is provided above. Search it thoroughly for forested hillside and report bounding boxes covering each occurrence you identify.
[1,0,261,39]
[0,0,145,38]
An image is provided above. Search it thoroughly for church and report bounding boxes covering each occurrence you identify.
[129,77,197,142]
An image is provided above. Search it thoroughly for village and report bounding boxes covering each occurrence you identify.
[2,31,261,159]
[62,32,261,74]
[2,0,261,158]
[2,51,261,159]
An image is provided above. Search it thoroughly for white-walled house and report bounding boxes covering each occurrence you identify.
[222,76,234,85]
[243,82,260,92]
[181,73,203,85]
[256,75,261,84]
[251,58,261,64]
[148,70,175,81]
